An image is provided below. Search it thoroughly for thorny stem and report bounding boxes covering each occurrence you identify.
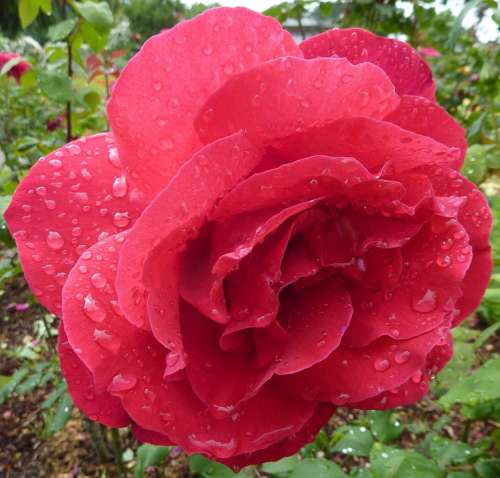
[110,428,126,478]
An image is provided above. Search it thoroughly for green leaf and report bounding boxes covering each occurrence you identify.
[41,381,67,409]
[134,444,171,478]
[18,0,40,28]
[73,1,113,33]
[370,444,445,478]
[439,357,500,407]
[38,0,52,14]
[47,392,73,434]
[423,434,476,467]
[367,411,403,443]
[0,367,29,405]
[475,459,500,478]
[189,454,251,477]
[39,71,72,103]
[289,458,347,478]
[461,144,489,185]
[262,455,300,474]
[48,19,78,41]
[80,21,107,53]
[475,321,500,349]
[461,398,500,421]
[331,426,374,457]
[16,370,43,394]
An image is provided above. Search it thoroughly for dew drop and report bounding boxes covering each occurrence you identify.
[108,372,137,393]
[436,255,452,268]
[36,186,47,197]
[113,212,130,228]
[44,199,56,210]
[90,272,107,289]
[94,329,121,354]
[108,147,121,168]
[49,159,62,169]
[67,144,81,155]
[112,175,128,198]
[46,231,64,250]
[394,350,411,364]
[412,289,437,313]
[374,357,390,372]
[83,294,106,322]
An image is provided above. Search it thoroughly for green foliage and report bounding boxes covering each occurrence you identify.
[134,444,172,478]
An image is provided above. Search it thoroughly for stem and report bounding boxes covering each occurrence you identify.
[110,428,126,478]
[61,0,73,142]
[296,14,306,41]
[86,420,110,464]
[42,314,56,356]
[462,419,471,443]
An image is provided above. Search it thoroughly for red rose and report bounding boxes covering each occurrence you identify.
[0,52,30,83]
[5,7,492,467]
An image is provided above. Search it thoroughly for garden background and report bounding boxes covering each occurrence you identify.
[0,0,499,477]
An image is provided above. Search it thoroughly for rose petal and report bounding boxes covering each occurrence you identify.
[269,118,461,175]
[301,28,435,99]
[58,323,129,427]
[115,132,261,333]
[181,300,274,408]
[4,133,144,315]
[213,155,374,219]
[343,218,470,347]
[354,337,452,409]
[274,279,353,375]
[181,199,321,323]
[220,402,334,471]
[108,7,300,200]
[132,424,173,445]
[281,326,448,404]
[385,95,466,169]
[196,56,399,145]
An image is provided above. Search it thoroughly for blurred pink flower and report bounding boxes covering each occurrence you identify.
[419,47,441,58]
[0,52,31,83]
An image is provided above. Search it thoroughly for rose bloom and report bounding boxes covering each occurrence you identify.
[5,7,491,467]
[0,52,30,83]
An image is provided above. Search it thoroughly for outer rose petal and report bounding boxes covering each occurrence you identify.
[58,323,129,427]
[300,28,435,99]
[4,133,144,315]
[281,326,449,404]
[354,337,452,410]
[195,56,399,145]
[116,132,261,332]
[132,424,173,446]
[220,402,334,471]
[108,7,300,200]
[413,165,492,322]
[385,95,467,169]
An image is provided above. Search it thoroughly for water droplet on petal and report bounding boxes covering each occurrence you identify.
[112,175,128,198]
[412,289,437,313]
[108,147,121,168]
[394,350,411,364]
[94,329,121,354]
[90,272,106,289]
[374,357,390,372]
[113,212,130,228]
[46,231,64,250]
[108,372,137,393]
[83,294,106,322]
